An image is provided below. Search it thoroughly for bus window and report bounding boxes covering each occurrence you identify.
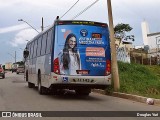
[28,44,31,59]
[30,42,34,59]
[41,33,47,55]
[46,30,52,54]
[33,39,38,58]
[37,37,42,56]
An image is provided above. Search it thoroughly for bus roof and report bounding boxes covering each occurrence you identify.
[55,20,108,27]
[26,20,108,45]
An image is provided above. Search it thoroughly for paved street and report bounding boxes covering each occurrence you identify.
[0,72,159,120]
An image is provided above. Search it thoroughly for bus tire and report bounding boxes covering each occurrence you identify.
[52,89,65,95]
[38,73,46,95]
[75,88,91,96]
[26,71,28,82]
[2,75,5,79]
[28,82,35,88]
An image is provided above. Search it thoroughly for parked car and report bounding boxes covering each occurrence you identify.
[0,64,5,78]
[16,66,24,74]
[11,64,18,73]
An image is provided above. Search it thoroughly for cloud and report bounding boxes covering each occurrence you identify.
[0,24,29,34]
[0,0,73,9]
[10,29,38,47]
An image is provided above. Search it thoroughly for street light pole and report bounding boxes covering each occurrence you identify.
[107,0,120,91]
[18,19,39,33]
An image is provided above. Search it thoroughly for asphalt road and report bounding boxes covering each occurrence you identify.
[0,71,159,120]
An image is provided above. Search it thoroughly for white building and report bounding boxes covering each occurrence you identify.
[141,21,160,49]
[147,32,160,49]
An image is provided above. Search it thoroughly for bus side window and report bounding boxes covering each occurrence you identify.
[37,37,42,56]
[46,30,52,54]
[28,44,31,59]
[30,42,34,59]
[41,33,47,55]
[33,39,38,58]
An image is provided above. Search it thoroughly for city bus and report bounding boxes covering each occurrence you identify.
[23,19,111,95]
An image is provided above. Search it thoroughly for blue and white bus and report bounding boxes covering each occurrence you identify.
[23,20,111,95]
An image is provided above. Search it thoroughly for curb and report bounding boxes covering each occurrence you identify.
[92,89,160,106]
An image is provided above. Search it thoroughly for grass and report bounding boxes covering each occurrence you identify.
[116,62,160,99]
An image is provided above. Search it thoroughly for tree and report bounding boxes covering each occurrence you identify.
[114,23,134,47]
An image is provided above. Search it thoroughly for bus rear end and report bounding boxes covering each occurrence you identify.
[51,21,111,95]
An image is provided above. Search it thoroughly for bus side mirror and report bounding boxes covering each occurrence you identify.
[23,50,29,58]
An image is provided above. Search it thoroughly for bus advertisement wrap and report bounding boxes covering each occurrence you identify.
[54,24,111,76]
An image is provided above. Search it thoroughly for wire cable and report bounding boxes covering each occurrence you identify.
[72,0,99,20]
[60,0,80,19]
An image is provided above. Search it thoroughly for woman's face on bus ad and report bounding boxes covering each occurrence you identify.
[68,36,76,49]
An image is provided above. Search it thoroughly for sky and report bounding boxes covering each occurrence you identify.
[0,0,160,64]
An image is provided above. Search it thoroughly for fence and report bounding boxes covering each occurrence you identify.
[117,47,130,63]
[130,56,158,65]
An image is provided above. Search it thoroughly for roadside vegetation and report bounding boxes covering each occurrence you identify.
[117,62,160,99]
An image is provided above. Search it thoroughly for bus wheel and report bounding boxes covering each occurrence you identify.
[28,82,35,88]
[52,89,65,95]
[38,74,46,95]
[2,75,5,79]
[26,71,28,81]
[75,88,91,96]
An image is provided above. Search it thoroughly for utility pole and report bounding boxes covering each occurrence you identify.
[107,0,120,91]
[41,17,44,31]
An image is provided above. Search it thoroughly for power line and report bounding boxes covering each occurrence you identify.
[72,0,99,20]
[60,0,80,19]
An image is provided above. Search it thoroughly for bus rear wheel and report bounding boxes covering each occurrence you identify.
[75,88,91,96]
[28,82,35,88]
[38,74,46,95]
[2,75,5,79]
[26,71,28,81]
